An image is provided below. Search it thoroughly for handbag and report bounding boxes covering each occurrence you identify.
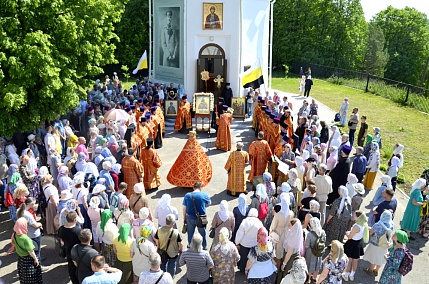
[209,219,224,239]
[157,229,174,263]
[421,201,429,217]
[4,185,14,207]
[182,223,187,234]
[191,193,208,228]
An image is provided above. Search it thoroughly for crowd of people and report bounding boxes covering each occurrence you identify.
[0,73,427,284]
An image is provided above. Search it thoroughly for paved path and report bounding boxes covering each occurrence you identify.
[0,90,427,283]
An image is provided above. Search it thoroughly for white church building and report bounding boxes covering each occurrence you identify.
[150,0,273,99]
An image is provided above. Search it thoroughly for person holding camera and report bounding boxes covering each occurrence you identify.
[82,255,122,284]
[182,182,211,250]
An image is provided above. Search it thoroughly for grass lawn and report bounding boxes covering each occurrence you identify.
[272,74,428,194]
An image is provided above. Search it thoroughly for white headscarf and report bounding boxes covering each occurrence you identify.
[218,200,230,222]
[215,227,231,254]
[280,193,291,218]
[38,166,49,178]
[310,217,323,237]
[393,144,404,168]
[284,220,303,253]
[347,173,358,185]
[287,169,298,187]
[255,184,267,203]
[330,126,342,148]
[295,156,305,175]
[390,156,400,168]
[301,150,310,162]
[381,175,392,189]
[158,194,171,209]
[411,178,427,195]
[281,182,291,193]
[248,208,258,218]
[337,186,351,217]
[111,163,122,174]
[238,193,248,216]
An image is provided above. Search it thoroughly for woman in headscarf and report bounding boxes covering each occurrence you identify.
[342,211,369,282]
[210,227,241,284]
[6,144,20,165]
[250,183,272,228]
[368,175,392,226]
[235,208,264,273]
[109,163,121,191]
[210,200,235,247]
[392,143,404,169]
[155,193,179,227]
[327,126,341,155]
[41,174,59,235]
[71,173,90,229]
[379,230,409,284]
[113,223,133,284]
[280,257,308,284]
[130,225,157,284]
[6,172,22,222]
[287,169,302,215]
[107,136,119,157]
[295,156,305,187]
[278,182,296,210]
[305,217,325,282]
[270,192,293,270]
[87,196,102,252]
[67,134,79,148]
[324,186,351,245]
[316,240,348,284]
[7,217,43,283]
[96,209,119,266]
[363,210,394,277]
[345,173,358,198]
[231,193,249,243]
[131,207,155,245]
[319,143,328,164]
[279,218,304,282]
[339,98,349,126]
[387,155,400,191]
[326,146,338,172]
[63,147,77,167]
[19,156,36,190]
[59,199,84,228]
[114,198,134,228]
[302,200,321,229]
[362,134,373,159]
[263,172,276,228]
[401,178,427,238]
[363,142,380,190]
[246,227,277,284]
[75,152,99,178]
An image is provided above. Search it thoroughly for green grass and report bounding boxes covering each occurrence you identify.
[272,74,428,194]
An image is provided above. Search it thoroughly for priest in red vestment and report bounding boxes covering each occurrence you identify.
[174,95,192,134]
[121,148,144,198]
[248,131,273,184]
[167,131,212,187]
[215,105,233,151]
[140,138,162,191]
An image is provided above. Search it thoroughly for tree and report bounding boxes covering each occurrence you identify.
[0,0,125,136]
[362,22,389,77]
[272,0,367,70]
[114,0,150,70]
[373,6,429,85]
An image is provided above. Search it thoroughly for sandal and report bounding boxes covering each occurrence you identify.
[364,268,374,276]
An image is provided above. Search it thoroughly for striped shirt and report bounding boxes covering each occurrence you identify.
[179,250,214,282]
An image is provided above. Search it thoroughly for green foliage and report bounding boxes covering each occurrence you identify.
[373,6,429,85]
[282,64,289,78]
[397,174,405,184]
[121,65,130,79]
[0,0,125,136]
[273,0,368,70]
[114,0,150,69]
[362,22,389,77]
[382,145,394,160]
[380,164,388,172]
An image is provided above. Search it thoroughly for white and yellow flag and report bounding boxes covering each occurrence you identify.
[132,50,148,74]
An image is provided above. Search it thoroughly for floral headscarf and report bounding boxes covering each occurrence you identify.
[263,172,275,196]
[136,225,152,250]
[257,227,268,252]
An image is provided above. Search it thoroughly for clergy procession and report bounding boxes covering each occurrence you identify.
[1,72,421,284]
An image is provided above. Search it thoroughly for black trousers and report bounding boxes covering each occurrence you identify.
[304,88,311,97]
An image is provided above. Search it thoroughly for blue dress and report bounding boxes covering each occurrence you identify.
[401,189,423,232]
[379,247,405,284]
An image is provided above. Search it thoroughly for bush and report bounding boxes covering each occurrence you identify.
[282,64,290,78]
[380,164,388,172]
[397,174,405,184]
[382,145,394,160]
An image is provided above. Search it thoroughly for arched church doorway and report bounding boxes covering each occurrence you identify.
[197,44,227,98]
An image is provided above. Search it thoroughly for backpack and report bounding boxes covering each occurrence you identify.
[339,203,352,223]
[378,230,393,249]
[110,192,120,210]
[398,248,413,276]
[258,200,269,220]
[311,231,326,257]
[334,113,341,122]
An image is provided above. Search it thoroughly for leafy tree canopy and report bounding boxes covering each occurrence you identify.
[373,6,429,85]
[0,0,126,136]
[362,22,389,77]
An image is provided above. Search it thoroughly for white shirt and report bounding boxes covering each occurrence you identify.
[72,186,89,205]
[235,217,264,248]
[43,184,59,204]
[139,270,174,284]
[313,175,333,202]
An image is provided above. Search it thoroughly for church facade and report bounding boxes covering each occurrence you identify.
[152,0,271,99]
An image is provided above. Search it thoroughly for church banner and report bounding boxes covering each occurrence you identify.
[153,0,185,84]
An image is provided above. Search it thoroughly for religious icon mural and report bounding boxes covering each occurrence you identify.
[203,3,223,30]
[232,97,246,118]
